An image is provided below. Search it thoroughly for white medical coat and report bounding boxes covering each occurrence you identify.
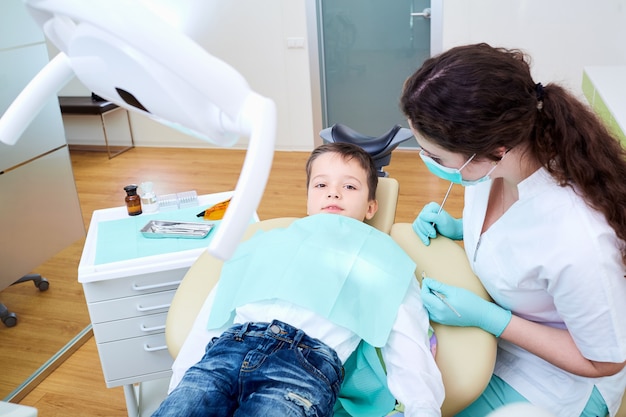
[464,168,626,416]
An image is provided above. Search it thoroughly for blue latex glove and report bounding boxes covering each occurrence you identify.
[412,202,463,246]
[420,277,512,337]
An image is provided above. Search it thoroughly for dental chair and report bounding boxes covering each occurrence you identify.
[164,177,497,416]
[389,224,496,416]
[320,124,414,177]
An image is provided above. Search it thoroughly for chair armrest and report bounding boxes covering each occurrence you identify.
[390,223,497,417]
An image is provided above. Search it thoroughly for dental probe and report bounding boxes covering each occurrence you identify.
[432,181,454,228]
[422,272,462,317]
[437,181,454,216]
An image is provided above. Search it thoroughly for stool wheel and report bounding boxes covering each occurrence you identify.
[1,308,18,327]
[35,277,49,291]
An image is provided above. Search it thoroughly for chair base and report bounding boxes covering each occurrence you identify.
[1,274,49,327]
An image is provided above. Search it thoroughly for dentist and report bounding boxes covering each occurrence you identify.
[400,43,626,417]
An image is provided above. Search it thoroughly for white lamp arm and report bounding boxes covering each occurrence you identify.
[209,93,277,260]
[0,53,74,145]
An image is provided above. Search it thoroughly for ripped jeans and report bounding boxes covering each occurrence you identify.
[152,320,344,417]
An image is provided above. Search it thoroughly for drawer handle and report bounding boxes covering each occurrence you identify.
[140,323,166,332]
[144,343,168,352]
[132,280,182,291]
[136,303,171,312]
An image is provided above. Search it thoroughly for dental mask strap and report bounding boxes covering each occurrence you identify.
[419,150,505,186]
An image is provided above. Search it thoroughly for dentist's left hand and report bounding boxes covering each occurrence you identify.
[412,202,463,246]
[420,277,512,337]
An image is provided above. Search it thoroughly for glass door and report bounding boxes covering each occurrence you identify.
[309,0,440,147]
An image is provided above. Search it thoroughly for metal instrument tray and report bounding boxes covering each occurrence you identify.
[140,220,214,239]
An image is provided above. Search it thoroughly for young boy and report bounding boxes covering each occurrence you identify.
[152,143,444,417]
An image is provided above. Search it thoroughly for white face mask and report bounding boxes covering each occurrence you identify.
[419,150,504,186]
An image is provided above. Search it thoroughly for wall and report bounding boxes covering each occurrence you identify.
[58,0,626,150]
[440,0,626,99]
[57,0,314,151]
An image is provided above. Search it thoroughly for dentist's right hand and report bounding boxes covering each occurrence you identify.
[412,202,463,246]
[421,278,512,337]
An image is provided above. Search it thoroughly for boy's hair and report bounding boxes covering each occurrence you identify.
[305,142,378,201]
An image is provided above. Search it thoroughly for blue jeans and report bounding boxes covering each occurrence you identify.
[152,320,344,417]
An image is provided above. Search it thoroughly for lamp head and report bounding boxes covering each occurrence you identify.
[27,0,252,145]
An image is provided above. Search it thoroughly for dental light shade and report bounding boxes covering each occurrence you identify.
[0,0,277,261]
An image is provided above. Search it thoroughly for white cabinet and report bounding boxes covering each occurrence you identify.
[83,277,182,386]
[78,192,237,416]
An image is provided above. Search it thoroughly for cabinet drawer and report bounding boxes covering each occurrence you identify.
[98,333,173,385]
[88,290,176,323]
[93,312,168,343]
[82,267,187,303]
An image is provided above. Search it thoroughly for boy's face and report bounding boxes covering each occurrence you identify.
[306,152,378,221]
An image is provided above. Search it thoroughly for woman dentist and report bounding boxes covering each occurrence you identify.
[400,43,626,417]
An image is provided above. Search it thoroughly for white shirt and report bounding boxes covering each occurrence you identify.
[170,277,444,417]
[464,168,626,417]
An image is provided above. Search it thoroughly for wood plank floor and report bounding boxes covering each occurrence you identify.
[0,240,91,398]
[10,146,463,416]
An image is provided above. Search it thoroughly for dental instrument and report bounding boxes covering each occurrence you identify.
[422,271,461,317]
[431,181,454,228]
[437,181,454,217]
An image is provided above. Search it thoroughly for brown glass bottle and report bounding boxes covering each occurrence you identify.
[124,184,143,216]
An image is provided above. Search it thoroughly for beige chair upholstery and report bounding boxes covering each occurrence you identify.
[390,223,497,417]
[364,177,398,234]
[617,396,626,417]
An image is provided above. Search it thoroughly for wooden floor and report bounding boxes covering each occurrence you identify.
[8,146,463,416]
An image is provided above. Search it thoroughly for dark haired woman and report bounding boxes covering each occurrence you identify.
[401,43,626,416]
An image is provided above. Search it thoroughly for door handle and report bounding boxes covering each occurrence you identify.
[411,8,431,19]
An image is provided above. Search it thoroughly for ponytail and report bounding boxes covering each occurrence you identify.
[532,84,626,264]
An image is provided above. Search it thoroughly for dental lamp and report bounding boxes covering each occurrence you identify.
[0,0,276,260]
